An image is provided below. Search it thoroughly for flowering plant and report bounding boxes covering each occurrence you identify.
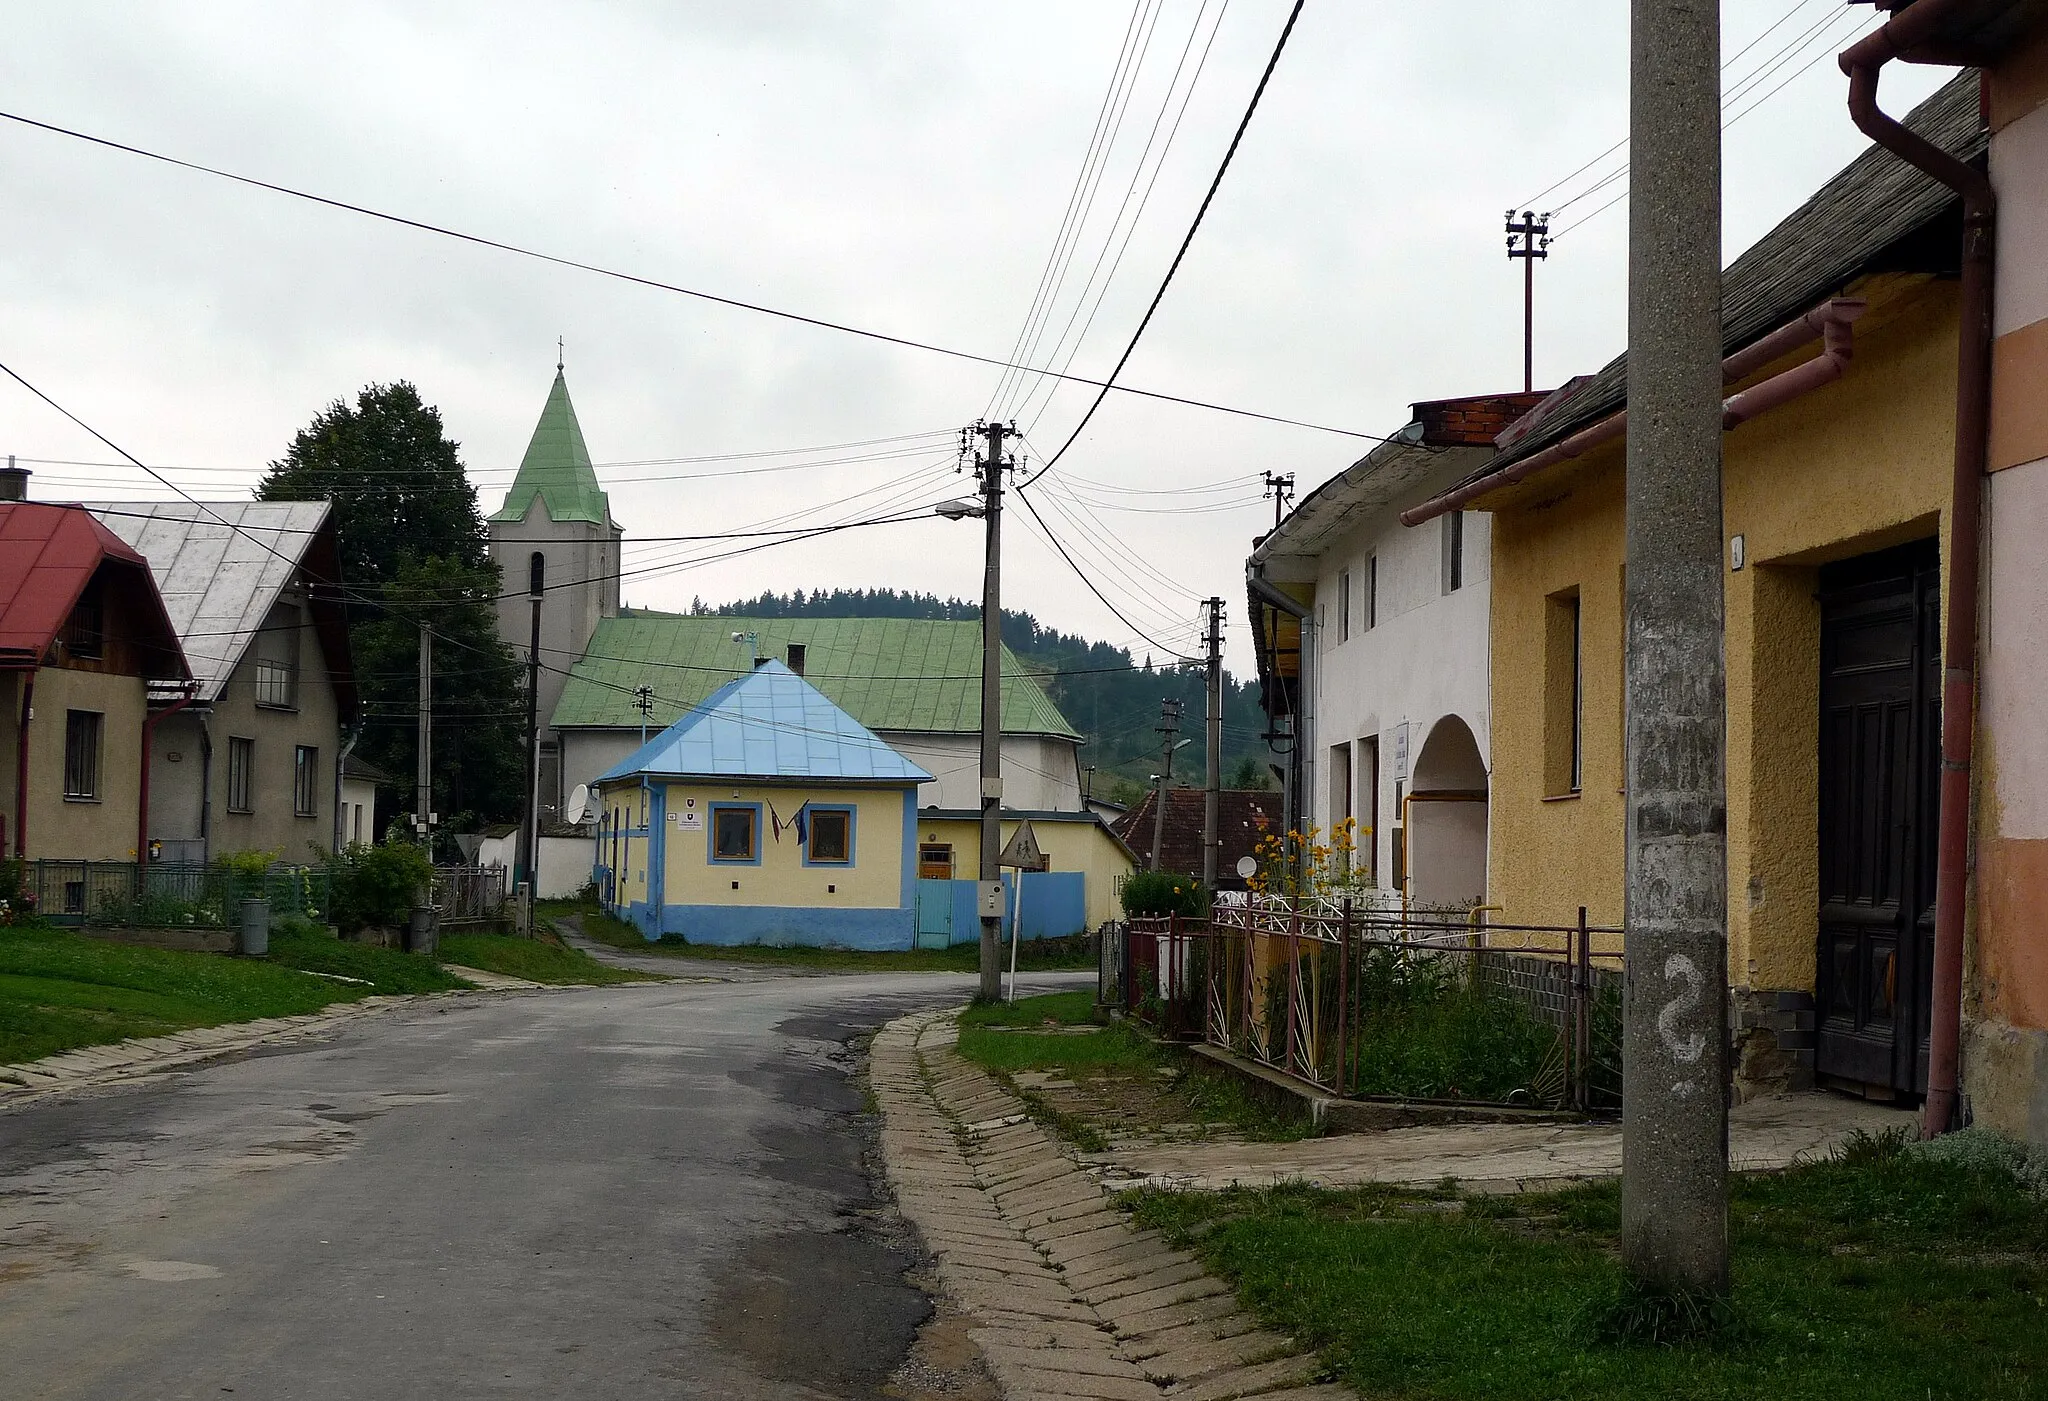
[1244,817,1374,900]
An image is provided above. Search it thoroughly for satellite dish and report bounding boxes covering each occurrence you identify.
[566,784,590,825]
[1236,855,1259,880]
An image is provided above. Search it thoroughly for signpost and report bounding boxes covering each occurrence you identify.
[997,821,1045,1003]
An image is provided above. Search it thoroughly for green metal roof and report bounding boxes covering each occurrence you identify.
[551,615,1081,739]
[488,370,612,525]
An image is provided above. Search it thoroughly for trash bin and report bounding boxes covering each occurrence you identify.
[239,898,270,957]
[406,904,439,956]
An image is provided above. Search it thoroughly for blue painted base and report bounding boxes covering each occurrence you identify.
[617,900,915,951]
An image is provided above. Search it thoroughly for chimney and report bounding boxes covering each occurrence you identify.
[0,455,26,502]
[786,643,807,677]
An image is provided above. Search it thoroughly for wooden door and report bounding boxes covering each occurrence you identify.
[1815,540,1940,1096]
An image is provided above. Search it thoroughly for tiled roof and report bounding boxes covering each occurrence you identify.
[488,369,612,526]
[0,502,184,676]
[83,501,337,703]
[552,615,1081,739]
[596,660,934,784]
[1112,788,1283,889]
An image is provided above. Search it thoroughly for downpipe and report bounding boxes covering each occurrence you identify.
[1840,6,1994,1139]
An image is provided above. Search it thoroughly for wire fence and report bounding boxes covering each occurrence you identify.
[1117,897,1624,1111]
[19,860,331,929]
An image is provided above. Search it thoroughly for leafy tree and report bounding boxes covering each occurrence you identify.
[258,385,525,836]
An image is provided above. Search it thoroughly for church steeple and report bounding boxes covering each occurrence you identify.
[489,368,612,526]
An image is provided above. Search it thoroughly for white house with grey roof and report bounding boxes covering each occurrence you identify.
[1246,390,1555,910]
[84,501,357,863]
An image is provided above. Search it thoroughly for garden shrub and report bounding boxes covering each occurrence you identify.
[1121,870,1208,919]
[325,843,434,933]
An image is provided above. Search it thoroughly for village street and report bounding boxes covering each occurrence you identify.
[0,967,1087,1400]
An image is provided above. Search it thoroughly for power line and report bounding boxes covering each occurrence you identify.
[0,106,1385,444]
[1012,479,1194,662]
[1020,0,1308,488]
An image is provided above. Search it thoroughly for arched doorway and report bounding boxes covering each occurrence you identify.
[1408,714,1488,910]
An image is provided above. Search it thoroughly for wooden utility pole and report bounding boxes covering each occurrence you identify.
[415,622,432,844]
[1149,698,1182,873]
[1261,472,1294,530]
[1202,598,1223,891]
[975,420,1011,1003]
[521,553,544,897]
[1622,0,1729,1299]
[1506,210,1551,393]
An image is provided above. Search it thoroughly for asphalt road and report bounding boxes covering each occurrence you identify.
[0,963,1088,1400]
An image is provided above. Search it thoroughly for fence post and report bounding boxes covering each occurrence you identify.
[1575,905,1592,1112]
[1338,898,1353,1097]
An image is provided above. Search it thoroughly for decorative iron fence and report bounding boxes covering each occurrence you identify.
[20,860,330,928]
[1119,898,1624,1111]
[435,866,507,925]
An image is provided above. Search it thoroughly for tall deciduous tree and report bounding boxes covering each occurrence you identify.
[258,384,525,837]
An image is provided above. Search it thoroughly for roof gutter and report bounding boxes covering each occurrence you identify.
[1401,297,1868,526]
[1839,3,1994,1139]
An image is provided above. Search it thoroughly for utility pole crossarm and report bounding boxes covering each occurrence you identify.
[1506,210,1552,394]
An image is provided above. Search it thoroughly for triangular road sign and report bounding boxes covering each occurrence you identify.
[996,820,1045,870]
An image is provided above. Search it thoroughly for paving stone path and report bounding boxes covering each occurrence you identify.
[873,1009,1350,1401]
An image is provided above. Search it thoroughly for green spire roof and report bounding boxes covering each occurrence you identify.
[489,369,612,525]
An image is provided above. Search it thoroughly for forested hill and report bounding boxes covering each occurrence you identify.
[670,588,1273,800]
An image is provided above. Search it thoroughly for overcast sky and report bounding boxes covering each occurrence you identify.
[1,2,1947,670]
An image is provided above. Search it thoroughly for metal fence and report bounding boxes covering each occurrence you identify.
[1119,897,1624,1111]
[19,860,330,928]
[434,865,506,925]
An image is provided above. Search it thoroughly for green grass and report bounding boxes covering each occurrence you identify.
[958,1017,1164,1074]
[568,901,1097,972]
[0,926,358,1063]
[437,932,659,985]
[268,929,471,995]
[959,988,1100,1028]
[1123,1133,2048,1401]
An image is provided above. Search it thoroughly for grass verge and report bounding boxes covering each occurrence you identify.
[955,991,1318,1144]
[1123,1130,2048,1401]
[566,901,1096,972]
[438,932,659,985]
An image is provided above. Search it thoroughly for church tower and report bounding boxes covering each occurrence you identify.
[488,367,621,821]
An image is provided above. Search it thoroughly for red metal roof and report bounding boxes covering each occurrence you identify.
[0,502,186,676]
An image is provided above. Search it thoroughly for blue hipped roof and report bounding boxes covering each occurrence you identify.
[595,659,933,785]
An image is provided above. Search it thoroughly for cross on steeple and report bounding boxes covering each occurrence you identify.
[557,335,565,373]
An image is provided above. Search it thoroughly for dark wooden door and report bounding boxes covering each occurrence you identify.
[1815,540,1940,1096]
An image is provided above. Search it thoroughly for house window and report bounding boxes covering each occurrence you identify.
[294,745,319,817]
[1338,570,1352,641]
[918,843,954,880]
[64,576,104,660]
[254,603,300,709]
[1544,590,1583,796]
[712,805,759,863]
[1366,555,1378,629]
[1444,513,1465,594]
[806,807,853,865]
[228,736,254,813]
[63,710,102,799]
[352,802,364,844]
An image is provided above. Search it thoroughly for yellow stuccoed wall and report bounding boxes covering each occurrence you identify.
[1487,277,1958,993]
[662,782,908,909]
[916,815,1136,928]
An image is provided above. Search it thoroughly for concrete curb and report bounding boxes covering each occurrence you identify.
[0,983,513,1109]
[872,1009,1351,1401]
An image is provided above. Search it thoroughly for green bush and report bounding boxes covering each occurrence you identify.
[1121,870,1208,919]
[270,912,330,941]
[324,843,434,933]
[0,859,42,927]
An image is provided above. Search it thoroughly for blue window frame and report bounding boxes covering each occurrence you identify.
[709,802,762,864]
[802,804,856,866]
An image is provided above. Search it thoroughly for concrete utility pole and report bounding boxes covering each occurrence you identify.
[974,420,1011,1003]
[1261,471,1294,530]
[635,684,654,748]
[521,554,544,897]
[1202,598,1224,891]
[1622,0,1729,1299]
[1149,698,1182,873]
[416,622,432,845]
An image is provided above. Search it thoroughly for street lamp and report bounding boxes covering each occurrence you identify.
[934,498,986,521]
